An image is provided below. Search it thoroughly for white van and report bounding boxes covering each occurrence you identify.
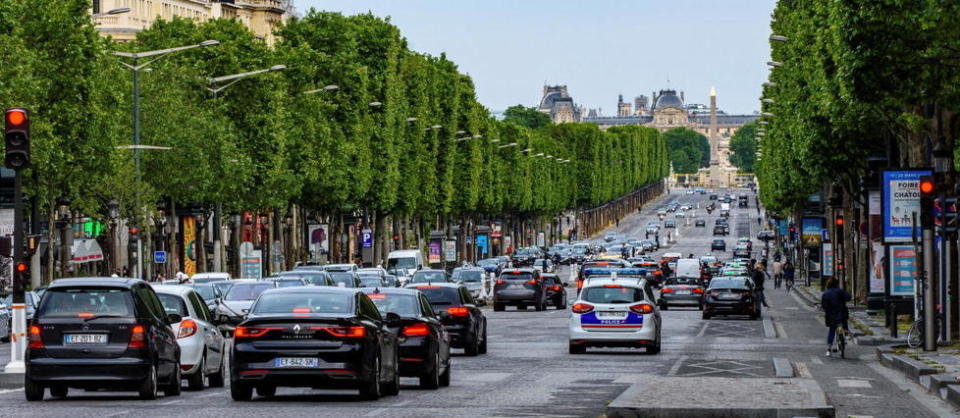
[387,250,425,285]
[675,258,702,279]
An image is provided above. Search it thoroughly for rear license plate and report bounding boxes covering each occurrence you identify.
[509,284,525,289]
[64,334,107,345]
[597,311,626,319]
[676,290,691,295]
[275,358,319,368]
[719,293,741,300]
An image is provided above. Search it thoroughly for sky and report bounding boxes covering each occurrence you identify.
[297,0,776,115]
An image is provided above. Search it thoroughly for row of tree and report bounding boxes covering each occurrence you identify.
[0,0,669,277]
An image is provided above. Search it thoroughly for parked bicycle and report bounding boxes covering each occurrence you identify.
[907,312,943,349]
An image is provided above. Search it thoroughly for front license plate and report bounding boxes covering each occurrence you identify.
[64,334,107,345]
[597,311,626,319]
[275,357,319,368]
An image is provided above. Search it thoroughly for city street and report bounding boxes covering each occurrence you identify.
[0,191,954,417]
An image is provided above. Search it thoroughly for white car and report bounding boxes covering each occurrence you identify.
[191,272,232,283]
[154,285,227,390]
[675,211,685,218]
[568,276,661,354]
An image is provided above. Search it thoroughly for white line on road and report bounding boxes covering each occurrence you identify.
[696,322,709,337]
[0,388,22,395]
[810,356,823,365]
[104,410,131,418]
[160,399,180,405]
[667,355,688,376]
[794,362,812,378]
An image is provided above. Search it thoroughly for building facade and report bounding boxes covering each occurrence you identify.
[537,85,583,124]
[91,0,292,44]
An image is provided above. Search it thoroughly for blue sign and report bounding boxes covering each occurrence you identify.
[476,235,488,255]
[777,220,789,236]
[882,169,932,243]
[361,229,373,249]
[154,251,167,264]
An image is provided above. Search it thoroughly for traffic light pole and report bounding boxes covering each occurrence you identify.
[5,169,25,373]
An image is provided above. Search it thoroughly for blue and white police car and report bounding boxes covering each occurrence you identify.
[568,272,661,354]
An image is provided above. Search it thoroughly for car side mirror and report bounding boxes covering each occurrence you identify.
[385,312,402,328]
[166,313,183,324]
[438,311,452,321]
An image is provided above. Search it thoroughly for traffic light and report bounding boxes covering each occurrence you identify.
[128,226,140,239]
[919,175,936,228]
[15,261,28,276]
[834,213,845,227]
[4,108,30,170]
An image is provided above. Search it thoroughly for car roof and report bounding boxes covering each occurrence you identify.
[407,282,462,288]
[582,277,646,288]
[501,268,536,273]
[414,269,446,273]
[261,286,359,296]
[48,277,143,289]
[152,285,196,297]
[192,272,230,279]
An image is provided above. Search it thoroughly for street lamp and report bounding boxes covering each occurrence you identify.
[490,139,500,143]
[498,142,518,149]
[761,98,774,104]
[522,148,532,153]
[763,82,777,88]
[426,124,442,131]
[456,130,466,135]
[93,7,130,17]
[767,61,783,68]
[472,134,482,139]
[208,65,286,97]
[369,101,383,107]
[770,34,789,42]
[758,120,768,125]
[405,117,418,122]
[302,84,339,95]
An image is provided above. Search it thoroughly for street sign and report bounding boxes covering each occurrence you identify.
[882,169,932,243]
[821,243,833,276]
[153,251,167,264]
[361,229,373,249]
[443,240,456,262]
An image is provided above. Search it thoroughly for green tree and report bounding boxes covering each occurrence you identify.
[503,105,551,129]
[729,122,758,172]
[663,127,708,173]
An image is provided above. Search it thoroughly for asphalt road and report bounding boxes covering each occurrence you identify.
[0,189,955,417]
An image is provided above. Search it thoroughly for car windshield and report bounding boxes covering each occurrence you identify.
[225,283,274,301]
[252,292,354,314]
[411,271,446,283]
[366,293,418,316]
[453,271,482,282]
[212,282,233,295]
[388,257,417,270]
[36,288,134,318]
[571,248,587,254]
[329,273,357,287]
[291,274,329,286]
[414,286,461,306]
[157,293,189,316]
[187,285,216,301]
[477,259,498,266]
[581,286,645,304]
[500,273,533,281]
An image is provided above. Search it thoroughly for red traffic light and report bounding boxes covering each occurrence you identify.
[920,179,935,194]
[15,262,28,273]
[835,215,844,226]
[5,109,26,128]
[128,226,139,235]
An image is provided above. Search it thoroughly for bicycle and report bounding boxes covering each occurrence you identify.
[907,313,943,349]
[814,303,847,358]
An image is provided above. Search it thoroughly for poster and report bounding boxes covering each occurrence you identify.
[443,240,457,262]
[308,224,329,256]
[476,235,489,255]
[821,243,833,276]
[801,217,824,248]
[870,241,885,293]
[428,240,442,264]
[182,216,197,276]
[361,229,373,249]
[239,242,262,280]
[882,170,931,243]
[888,245,918,296]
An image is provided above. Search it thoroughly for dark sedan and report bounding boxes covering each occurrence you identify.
[695,219,706,227]
[25,278,182,401]
[711,239,726,251]
[703,277,761,320]
[493,269,548,311]
[542,273,567,309]
[230,287,400,400]
[658,277,705,310]
[362,288,451,389]
[407,283,487,356]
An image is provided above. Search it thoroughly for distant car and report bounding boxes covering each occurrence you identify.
[733,246,751,258]
[408,269,451,285]
[358,274,387,288]
[323,263,359,272]
[711,239,726,251]
[183,282,224,313]
[407,283,487,356]
[542,273,567,309]
[664,219,677,228]
[532,258,556,273]
[329,271,363,288]
[271,277,310,288]
[191,272,232,284]
[493,269,548,311]
[277,270,335,287]
[703,277,761,320]
[659,276,705,310]
[695,219,706,227]
[713,225,727,236]
[155,285,226,391]
[709,194,718,200]
[675,211,685,218]
[215,280,279,329]
[452,267,485,301]
[656,209,667,216]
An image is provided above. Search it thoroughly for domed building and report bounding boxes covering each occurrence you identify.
[651,89,687,127]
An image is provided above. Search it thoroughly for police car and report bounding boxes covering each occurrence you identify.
[568,272,661,355]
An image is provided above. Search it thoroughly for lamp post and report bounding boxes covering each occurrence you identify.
[302,84,339,95]
[92,7,130,17]
[115,40,219,279]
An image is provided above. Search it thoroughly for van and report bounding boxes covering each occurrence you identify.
[387,250,425,285]
[675,258,702,279]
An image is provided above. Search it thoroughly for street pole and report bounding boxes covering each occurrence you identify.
[923,223,937,351]
[6,169,24,373]
[132,64,142,280]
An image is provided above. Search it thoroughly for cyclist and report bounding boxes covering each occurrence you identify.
[821,278,851,357]
[783,260,795,291]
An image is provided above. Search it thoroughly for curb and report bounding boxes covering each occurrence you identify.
[0,372,23,390]
[773,357,794,378]
[874,345,960,410]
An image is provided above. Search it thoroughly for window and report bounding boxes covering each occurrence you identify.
[581,286,645,304]
[358,295,382,321]
[36,288,134,318]
[419,295,436,317]
[157,293,189,316]
[253,292,354,314]
[368,294,418,317]
[187,292,209,321]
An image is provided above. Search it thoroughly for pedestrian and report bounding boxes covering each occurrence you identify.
[616,218,620,227]
[783,260,796,291]
[121,266,129,277]
[821,278,851,357]
[772,258,784,289]
[154,272,165,283]
[752,262,770,308]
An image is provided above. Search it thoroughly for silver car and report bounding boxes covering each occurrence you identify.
[154,285,227,390]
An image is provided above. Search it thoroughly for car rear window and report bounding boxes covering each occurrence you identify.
[415,287,461,306]
[581,286,645,304]
[365,293,418,316]
[500,273,533,280]
[411,271,446,283]
[157,293,189,316]
[275,279,305,288]
[252,292,354,314]
[709,278,750,289]
[225,283,274,301]
[37,288,134,318]
[359,277,383,287]
[188,285,216,301]
[454,271,482,282]
[329,273,357,287]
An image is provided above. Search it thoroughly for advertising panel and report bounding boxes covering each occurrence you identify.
[801,217,824,248]
[888,245,918,296]
[882,169,931,243]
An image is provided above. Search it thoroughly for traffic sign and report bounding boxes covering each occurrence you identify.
[362,229,373,249]
[154,251,167,264]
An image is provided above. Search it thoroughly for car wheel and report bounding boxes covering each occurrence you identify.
[478,322,488,354]
[568,342,586,355]
[164,362,182,396]
[187,357,205,391]
[359,354,382,400]
[493,303,504,312]
[208,355,225,388]
[382,352,400,396]
[439,356,451,387]
[138,364,159,400]
[49,385,68,399]
[702,312,711,320]
[557,296,567,310]
[534,300,544,312]
[256,384,276,398]
[660,301,669,311]
[464,328,480,357]
[230,381,252,401]
[24,376,43,401]
[419,352,440,390]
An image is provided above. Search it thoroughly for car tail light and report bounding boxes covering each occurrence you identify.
[417,285,441,289]
[527,279,537,285]
[571,303,594,314]
[128,325,146,349]
[292,307,311,313]
[447,307,470,317]
[577,280,584,290]
[177,319,198,339]
[654,270,662,276]
[551,285,562,291]
[496,279,505,285]
[28,325,42,349]
[661,288,674,293]
[629,304,655,314]
[402,323,430,337]
[692,288,704,294]
[235,326,282,339]
[367,294,386,299]
[318,326,366,338]
[77,312,95,318]
[603,284,622,288]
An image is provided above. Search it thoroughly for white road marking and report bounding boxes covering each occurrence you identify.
[696,322,709,337]
[0,388,23,394]
[810,356,823,365]
[364,408,386,416]
[160,399,179,405]
[838,379,872,388]
[104,410,132,418]
[774,321,788,339]
[666,355,688,376]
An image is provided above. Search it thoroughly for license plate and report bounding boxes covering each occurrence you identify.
[275,357,319,368]
[509,284,525,289]
[676,290,691,295]
[64,334,107,345]
[719,293,741,300]
[597,311,626,319]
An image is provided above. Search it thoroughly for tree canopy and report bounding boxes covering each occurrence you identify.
[728,122,758,173]
[663,127,709,174]
[503,105,551,130]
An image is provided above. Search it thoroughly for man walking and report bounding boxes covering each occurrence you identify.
[752,262,770,308]
[772,258,784,289]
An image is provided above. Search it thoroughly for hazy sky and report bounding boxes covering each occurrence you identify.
[297,0,776,115]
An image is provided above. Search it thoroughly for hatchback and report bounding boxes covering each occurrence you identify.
[407,283,487,356]
[703,277,761,320]
[542,273,567,309]
[154,286,226,391]
[659,277,705,310]
[711,239,726,251]
[569,277,661,354]
[25,278,182,401]
[493,269,548,311]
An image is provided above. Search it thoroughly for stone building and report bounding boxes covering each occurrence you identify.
[537,85,583,124]
[617,95,632,117]
[91,0,293,44]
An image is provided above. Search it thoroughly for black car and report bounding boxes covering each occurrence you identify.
[329,271,363,288]
[278,270,336,287]
[362,288,451,389]
[659,276,705,310]
[703,277,761,320]
[407,283,487,356]
[733,246,751,258]
[511,247,542,267]
[541,273,567,309]
[25,278,182,401]
[695,219,706,227]
[713,225,727,236]
[358,274,387,288]
[493,268,548,311]
[664,219,677,228]
[709,194,718,200]
[711,239,726,251]
[230,287,400,400]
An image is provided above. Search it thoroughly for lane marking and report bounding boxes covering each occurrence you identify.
[364,408,386,416]
[160,399,179,405]
[810,356,823,365]
[696,322,709,337]
[0,388,23,395]
[104,411,132,418]
[667,355,688,376]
